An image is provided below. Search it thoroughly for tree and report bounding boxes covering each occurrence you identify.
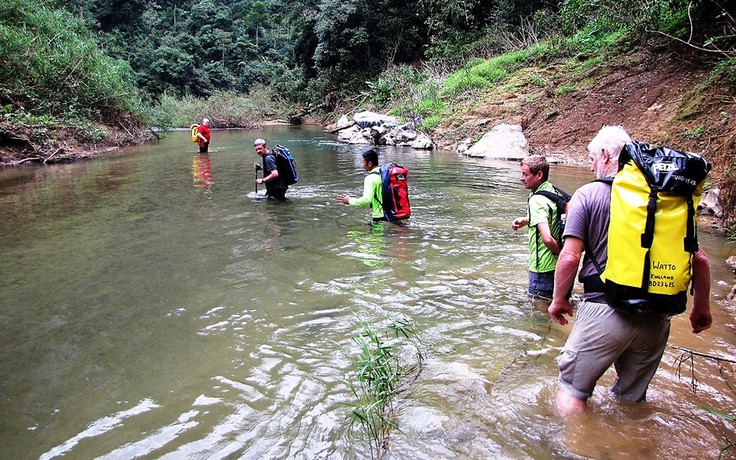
[245,1,268,46]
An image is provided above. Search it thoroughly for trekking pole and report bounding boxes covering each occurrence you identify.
[254,165,258,194]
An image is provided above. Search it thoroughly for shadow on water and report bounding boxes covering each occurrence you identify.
[0,126,734,459]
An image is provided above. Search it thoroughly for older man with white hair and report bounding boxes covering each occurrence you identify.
[548,125,712,416]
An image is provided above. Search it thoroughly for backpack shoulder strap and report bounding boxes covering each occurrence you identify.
[531,190,559,203]
[585,177,613,276]
[369,169,383,207]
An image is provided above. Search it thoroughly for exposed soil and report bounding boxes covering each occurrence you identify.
[433,48,736,170]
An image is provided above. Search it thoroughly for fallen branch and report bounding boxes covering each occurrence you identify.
[43,147,65,164]
[669,345,736,364]
[14,156,41,165]
[325,121,355,134]
[670,344,736,395]
[646,30,734,58]
[118,120,134,138]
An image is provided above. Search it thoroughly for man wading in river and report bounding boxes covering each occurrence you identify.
[512,155,567,305]
[547,125,713,416]
[254,138,288,201]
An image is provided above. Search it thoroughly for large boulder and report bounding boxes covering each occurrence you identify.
[353,111,397,129]
[392,124,418,144]
[464,124,529,160]
[699,188,723,218]
[410,133,434,150]
[337,125,371,144]
[333,112,433,149]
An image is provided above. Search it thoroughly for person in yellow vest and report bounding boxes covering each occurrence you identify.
[548,125,712,416]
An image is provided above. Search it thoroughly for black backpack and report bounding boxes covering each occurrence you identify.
[273,144,298,186]
[531,185,571,247]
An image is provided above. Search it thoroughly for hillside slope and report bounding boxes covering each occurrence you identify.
[434,48,734,167]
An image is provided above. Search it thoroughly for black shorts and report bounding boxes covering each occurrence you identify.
[267,185,288,201]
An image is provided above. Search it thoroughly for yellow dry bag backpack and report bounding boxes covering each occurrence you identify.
[190,124,199,142]
[600,141,710,314]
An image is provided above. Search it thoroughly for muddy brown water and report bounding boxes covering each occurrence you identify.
[0,126,734,459]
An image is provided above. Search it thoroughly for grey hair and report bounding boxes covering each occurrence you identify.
[254,138,267,146]
[587,125,631,161]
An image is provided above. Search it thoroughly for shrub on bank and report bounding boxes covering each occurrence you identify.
[150,86,291,129]
[0,0,145,124]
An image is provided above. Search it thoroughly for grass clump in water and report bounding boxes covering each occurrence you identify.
[340,316,425,459]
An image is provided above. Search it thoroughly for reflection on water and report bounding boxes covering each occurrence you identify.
[0,127,734,460]
[192,154,214,193]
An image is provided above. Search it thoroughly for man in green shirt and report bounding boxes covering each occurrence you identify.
[512,155,562,300]
[337,149,386,223]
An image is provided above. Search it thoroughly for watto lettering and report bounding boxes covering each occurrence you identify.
[651,260,677,271]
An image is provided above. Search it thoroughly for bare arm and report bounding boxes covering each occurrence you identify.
[260,169,279,183]
[548,236,583,325]
[536,221,561,255]
[690,247,712,334]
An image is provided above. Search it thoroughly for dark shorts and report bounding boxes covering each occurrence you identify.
[528,270,554,299]
[266,184,288,201]
[199,143,209,153]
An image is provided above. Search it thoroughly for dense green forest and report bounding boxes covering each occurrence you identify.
[1,0,735,224]
[4,0,732,121]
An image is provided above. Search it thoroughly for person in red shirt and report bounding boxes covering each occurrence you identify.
[196,118,211,153]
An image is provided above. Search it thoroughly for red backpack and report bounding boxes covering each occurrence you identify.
[376,163,411,221]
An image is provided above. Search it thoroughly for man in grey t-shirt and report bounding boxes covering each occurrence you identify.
[547,125,713,416]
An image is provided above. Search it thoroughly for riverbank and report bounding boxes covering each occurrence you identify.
[0,120,149,166]
[0,120,300,166]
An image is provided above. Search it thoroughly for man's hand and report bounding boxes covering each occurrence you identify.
[548,298,574,326]
[690,247,712,334]
[512,217,528,231]
[690,309,712,334]
[337,194,350,205]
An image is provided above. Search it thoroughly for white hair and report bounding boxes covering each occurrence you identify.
[587,125,631,161]
[254,138,266,146]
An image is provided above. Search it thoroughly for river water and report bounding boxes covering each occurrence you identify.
[1,126,735,460]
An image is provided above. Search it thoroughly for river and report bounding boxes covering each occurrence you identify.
[1,126,734,459]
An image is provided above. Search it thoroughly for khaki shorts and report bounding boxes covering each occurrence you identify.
[557,300,671,402]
